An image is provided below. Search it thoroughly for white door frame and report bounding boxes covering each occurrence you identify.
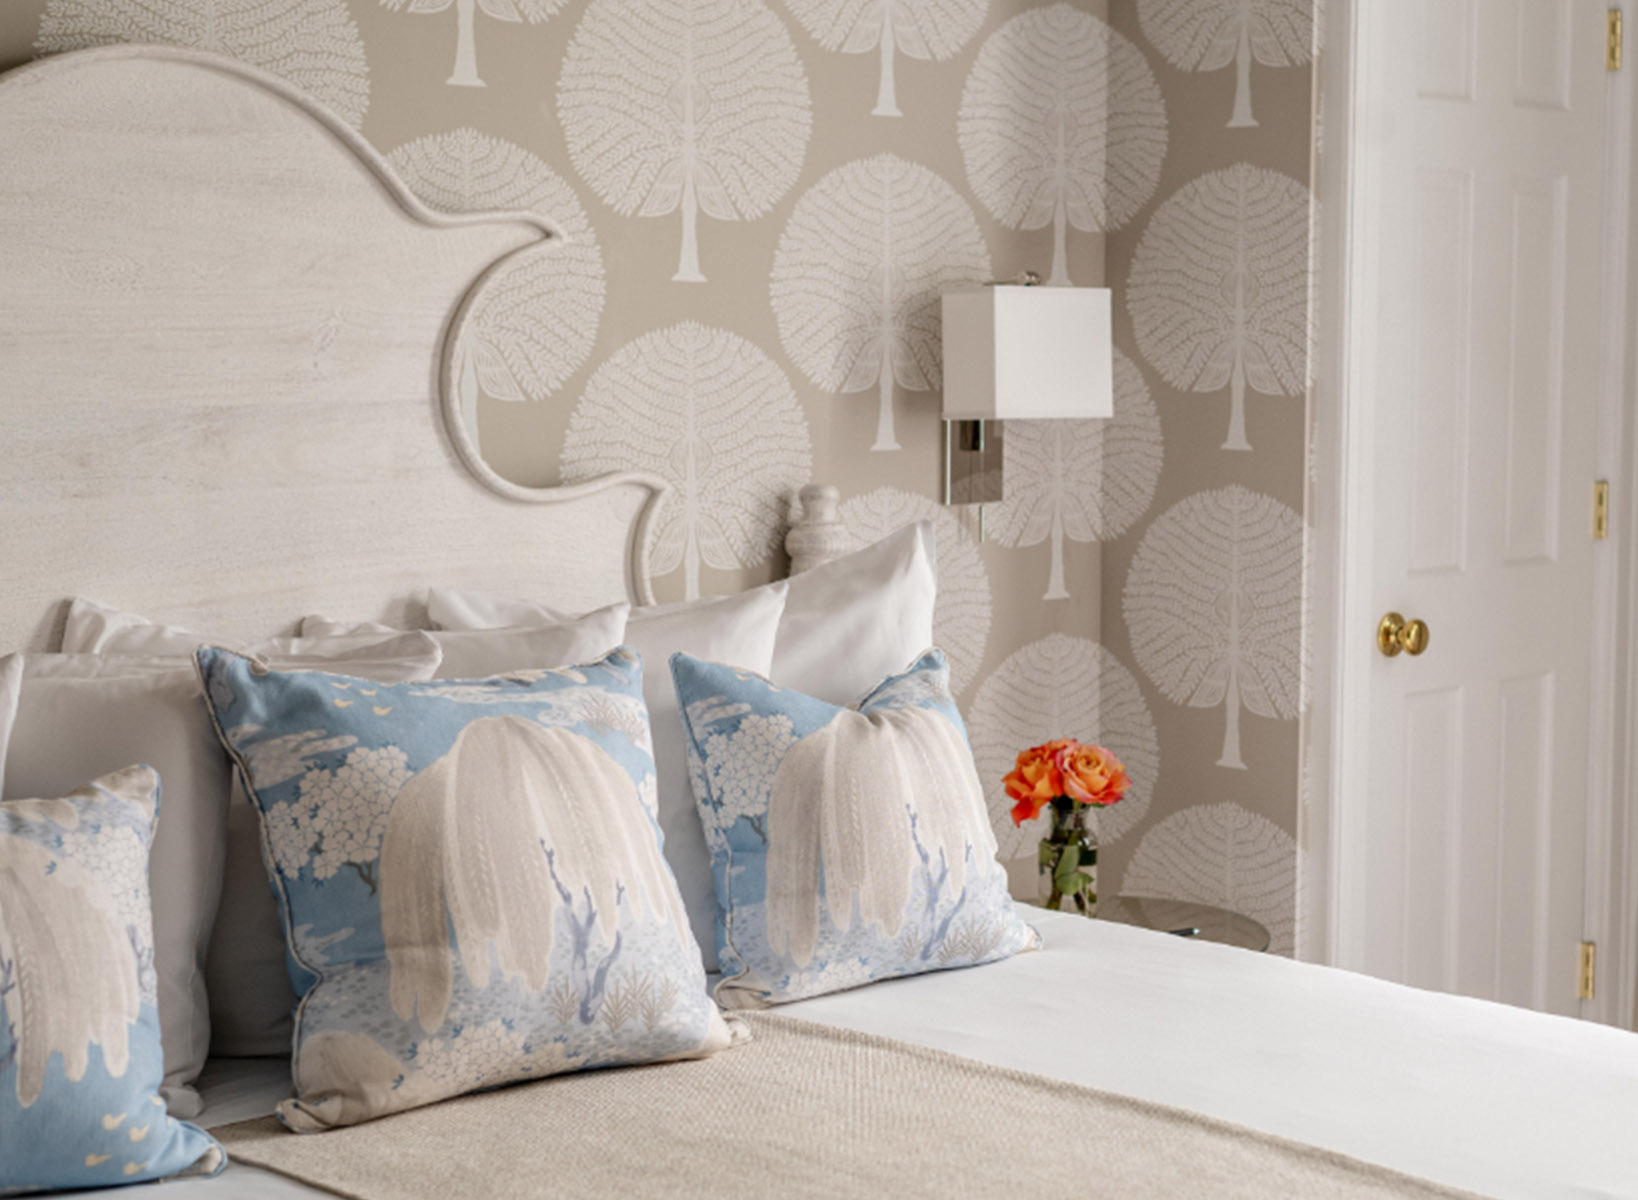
[1310,0,1638,1028]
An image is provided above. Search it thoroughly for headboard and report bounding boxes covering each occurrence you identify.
[0,46,666,652]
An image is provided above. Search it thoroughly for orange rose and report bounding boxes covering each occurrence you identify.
[1003,739,1073,826]
[1056,742,1129,807]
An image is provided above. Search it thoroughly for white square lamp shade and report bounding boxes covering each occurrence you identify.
[941,286,1113,421]
[940,285,1112,508]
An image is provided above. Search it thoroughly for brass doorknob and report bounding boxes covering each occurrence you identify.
[1377,612,1430,657]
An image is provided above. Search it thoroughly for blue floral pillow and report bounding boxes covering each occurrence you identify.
[0,766,223,1193]
[195,647,731,1132]
[672,649,1039,1009]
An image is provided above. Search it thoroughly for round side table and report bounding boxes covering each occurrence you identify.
[1095,894,1270,951]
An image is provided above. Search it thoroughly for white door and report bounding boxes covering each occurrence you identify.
[1347,0,1612,1015]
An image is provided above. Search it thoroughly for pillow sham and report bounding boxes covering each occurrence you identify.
[195,646,732,1131]
[673,649,1039,1009]
[0,766,224,1192]
[0,654,233,1118]
[422,587,791,974]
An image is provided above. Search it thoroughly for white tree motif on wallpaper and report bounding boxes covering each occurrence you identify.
[1121,802,1296,955]
[771,154,990,452]
[37,0,370,128]
[561,323,812,600]
[957,3,1166,287]
[387,129,605,440]
[558,0,811,284]
[990,348,1161,602]
[968,635,1158,860]
[840,487,992,696]
[1136,0,1314,129]
[378,0,563,89]
[1123,485,1303,773]
[781,0,988,119]
[1127,163,1310,452]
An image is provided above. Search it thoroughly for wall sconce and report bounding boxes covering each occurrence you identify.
[941,278,1114,526]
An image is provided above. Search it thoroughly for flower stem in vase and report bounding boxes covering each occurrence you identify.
[1039,799,1098,917]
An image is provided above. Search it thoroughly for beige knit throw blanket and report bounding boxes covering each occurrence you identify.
[216,1013,1486,1200]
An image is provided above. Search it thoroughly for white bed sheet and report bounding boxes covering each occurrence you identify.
[67,906,1638,1200]
[785,908,1638,1200]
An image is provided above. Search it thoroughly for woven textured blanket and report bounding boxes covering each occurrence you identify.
[217,1013,1486,1200]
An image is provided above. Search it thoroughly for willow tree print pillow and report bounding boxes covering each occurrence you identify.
[195,647,731,1132]
[672,650,1039,1009]
[0,767,223,1193]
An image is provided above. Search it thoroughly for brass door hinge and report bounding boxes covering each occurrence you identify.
[1594,480,1610,540]
[1579,941,1597,1000]
[1611,9,1624,71]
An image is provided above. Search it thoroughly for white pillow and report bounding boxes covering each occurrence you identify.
[427,524,937,706]
[298,605,630,678]
[422,591,593,632]
[0,653,228,1117]
[771,522,936,704]
[61,595,213,655]
[428,584,792,971]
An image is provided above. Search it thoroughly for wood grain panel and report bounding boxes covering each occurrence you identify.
[0,48,664,650]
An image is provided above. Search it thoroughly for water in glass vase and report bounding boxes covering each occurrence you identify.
[1039,798,1097,916]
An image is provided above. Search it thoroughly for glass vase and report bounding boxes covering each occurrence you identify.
[1038,802,1097,916]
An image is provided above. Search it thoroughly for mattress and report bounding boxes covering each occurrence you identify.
[61,906,1638,1200]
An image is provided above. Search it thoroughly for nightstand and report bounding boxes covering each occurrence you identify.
[1028,893,1271,952]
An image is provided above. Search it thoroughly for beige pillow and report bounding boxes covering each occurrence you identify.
[1,654,228,1116]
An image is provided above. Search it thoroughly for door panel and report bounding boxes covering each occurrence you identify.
[1401,686,1464,992]
[1410,168,1475,574]
[1501,173,1566,565]
[1362,0,1604,1017]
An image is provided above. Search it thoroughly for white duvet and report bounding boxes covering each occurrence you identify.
[81,907,1638,1200]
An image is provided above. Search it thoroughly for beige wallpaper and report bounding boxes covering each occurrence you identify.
[0,0,1315,955]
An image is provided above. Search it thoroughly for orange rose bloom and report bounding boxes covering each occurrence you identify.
[1004,739,1129,824]
[1055,742,1129,807]
[1003,739,1073,826]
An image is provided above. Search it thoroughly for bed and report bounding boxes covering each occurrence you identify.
[2,47,1635,1200]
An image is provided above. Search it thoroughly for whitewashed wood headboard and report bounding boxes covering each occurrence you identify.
[0,46,666,652]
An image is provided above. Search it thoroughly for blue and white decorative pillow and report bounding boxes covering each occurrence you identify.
[672,649,1040,1009]
[195,647,732,1132]
[0,766,224,1193]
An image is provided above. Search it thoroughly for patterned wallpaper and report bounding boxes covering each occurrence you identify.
[0,0,1316,956]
